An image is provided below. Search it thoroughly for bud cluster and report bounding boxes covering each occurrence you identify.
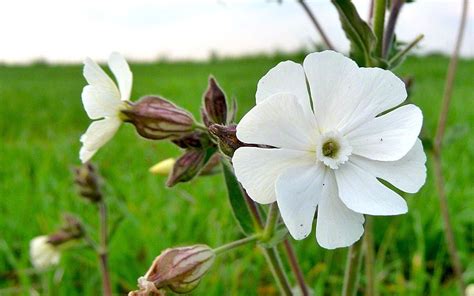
[74,163,102,202]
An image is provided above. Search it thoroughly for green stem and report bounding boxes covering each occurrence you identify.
[98,201,112,296]
[214,234,261,255]
[342,239,363,296]
[262,203,279,242]
[261,246,293,296]
[388,34,424,65]
[364,217,375,296]
[373,0,387,57]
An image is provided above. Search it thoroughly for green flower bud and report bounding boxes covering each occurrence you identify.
[123,96,195,140]
[203,77,227,125]
[166,149,206,187]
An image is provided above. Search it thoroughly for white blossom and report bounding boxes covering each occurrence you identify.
[29,235,60,270]
[232,51,426,249]
[79,52,132,163]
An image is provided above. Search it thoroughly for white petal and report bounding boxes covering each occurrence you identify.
[82,85,123,119]
[83,57,120,98]
[347,104,423,161]
[350,139,427,193]
[30,236,60,270]
[303,51,407,133]
[256,60,311,109]
[232,147,314,204]
[236,93,318,151]
[335,161,408,215]
[108,52,133,101]
[316,172,365,249]
[275,163,325,240]
[79,118,121,163]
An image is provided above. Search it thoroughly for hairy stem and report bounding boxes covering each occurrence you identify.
[383,0,404,58]
[98,201,112,296]
[297,0,335,50]
[283,240,310,296]
[342,239,363,296]
[388,34,424,65]
[262,203,279,242]
[373,0,387,57]
[214,234,261,255]
[364,217,375,296]
[242,192,292,295]
[432,1,468,294]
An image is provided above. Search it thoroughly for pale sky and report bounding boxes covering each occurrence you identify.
[0,0,472,64]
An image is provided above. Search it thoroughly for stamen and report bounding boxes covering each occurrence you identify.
[322,141,339,158]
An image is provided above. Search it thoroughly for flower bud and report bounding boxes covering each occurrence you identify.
[122,96,195,140]
[149,158,176,176]
[166,149,206,187]
[30,215,84,270]
[129,245,215,295]
[208,124,244,157]
[172,131,211,149]
[203,77,227,125]
[73,163,102,202]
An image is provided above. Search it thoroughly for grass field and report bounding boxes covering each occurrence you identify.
[0,53,473,295]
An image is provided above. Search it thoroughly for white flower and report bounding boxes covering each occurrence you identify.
[232,51,426,249]
[30,235,60,270]
[80,52,133,163]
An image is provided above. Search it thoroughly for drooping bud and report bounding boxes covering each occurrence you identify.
[208,124,244,157]
[73,163,102,202]
[166,149,206,187]
[129,245,215,295]
[122,96,195,140]
[203,77,227,125]
[30,215,84,270]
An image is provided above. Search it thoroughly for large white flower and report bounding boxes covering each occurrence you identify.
[232,51,426,249]
[30,235,61,270]
[80,52,133,163]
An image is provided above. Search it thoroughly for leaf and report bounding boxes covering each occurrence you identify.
[222,159,254,235]
[259,227,289,249]
[332,0,383,67]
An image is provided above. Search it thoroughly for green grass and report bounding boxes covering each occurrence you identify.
[0,53,473,295]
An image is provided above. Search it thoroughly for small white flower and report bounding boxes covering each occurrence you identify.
[80,52,133,163]
[232,51,426,249]
[30,235,60,270]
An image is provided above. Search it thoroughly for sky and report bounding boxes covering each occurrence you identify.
[0,0,472,64]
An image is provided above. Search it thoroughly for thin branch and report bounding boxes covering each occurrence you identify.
[342,239,364,296]
[432,2,468,293]
[297,0,335,50]
[368,0,375,26]
[373,0,387,57]
[383,0,405,58]
[388,34,424,65]
[98,201,112,296]
[283,240,310,296]
[364,217,375,296]
[214,234,261,255]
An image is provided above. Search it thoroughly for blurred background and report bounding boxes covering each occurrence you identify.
[0,0,473,295]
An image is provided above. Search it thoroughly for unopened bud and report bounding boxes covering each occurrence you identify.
[123,96,195,140]
[167,150,206,187]
[129,245,215,295]
[203,77,227,125]
[172,131,211,149]
[149,158,176,175]
[48,214,84,246]
[208,124,244,157]
[74,163,102,202]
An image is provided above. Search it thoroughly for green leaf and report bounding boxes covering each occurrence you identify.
[222,160,254,235]
[332,0,383,67]
[259,227,289,249]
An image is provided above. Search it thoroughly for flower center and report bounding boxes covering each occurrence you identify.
[317,131,352,169]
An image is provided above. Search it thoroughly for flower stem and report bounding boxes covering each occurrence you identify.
[388,34,424,65]
[373,0,387,57]
[363,217,375,296]
[262,203,279,242]
[214,234,261,255]
[432,1,468,294]
[383,0,404,58]
[283,240,310,296]
[297,0,335,50]
[342,239,363,296]
[242,192,292,295]
[98,201,112,296]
